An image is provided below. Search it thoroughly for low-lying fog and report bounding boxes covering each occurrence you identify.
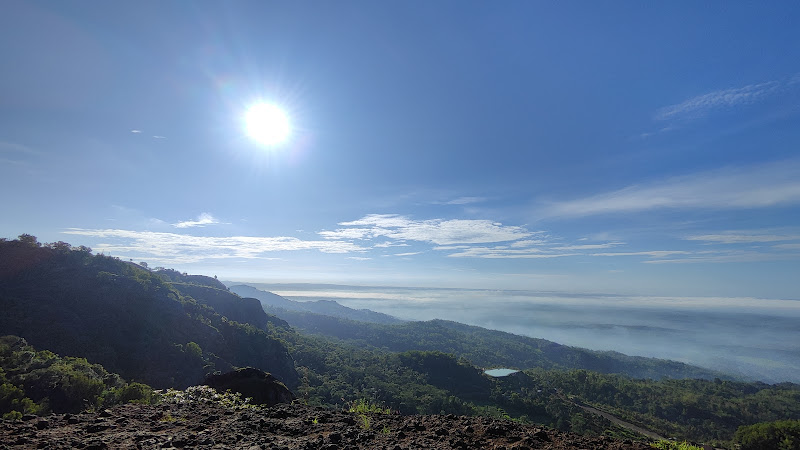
[249,283,800,384]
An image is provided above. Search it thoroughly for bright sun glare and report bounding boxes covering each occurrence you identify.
[245,103,291,146]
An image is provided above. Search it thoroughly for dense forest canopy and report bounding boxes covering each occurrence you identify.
[0,335,155,419]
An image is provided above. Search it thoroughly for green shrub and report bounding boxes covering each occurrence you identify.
[2,410,22,420]
[734,420,800,450]
[185,342,202,359]
[348,398,390,431]
[113,382,157,405]
[156,385,256,410]
[650,440,704,450]
[1,336,155,416]
[359,414,370,430]
[348,398,391,415]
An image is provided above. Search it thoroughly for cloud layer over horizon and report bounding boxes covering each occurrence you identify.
[543,159,800,218]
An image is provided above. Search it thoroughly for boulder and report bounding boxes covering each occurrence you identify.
[204,367,294,406]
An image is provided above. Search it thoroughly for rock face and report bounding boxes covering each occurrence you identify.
[168,282,284,331]
[0,401,654,449]
[204,367,294,406]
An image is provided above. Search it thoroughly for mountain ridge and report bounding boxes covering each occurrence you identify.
[229,283,404,325]
[265,306,731,381]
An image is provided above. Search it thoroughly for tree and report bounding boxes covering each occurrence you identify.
[186,342,202,359]
[46,241,72,253]
[735,420,800,450]
[17,234,40,247]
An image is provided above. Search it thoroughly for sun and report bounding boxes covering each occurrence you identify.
[245,103,291,146]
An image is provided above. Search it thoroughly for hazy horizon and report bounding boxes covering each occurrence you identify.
[233,281,800,384]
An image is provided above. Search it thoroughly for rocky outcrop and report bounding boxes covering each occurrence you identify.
[204,368,294,406]
[169,283,278,331]
[0,401,654,449]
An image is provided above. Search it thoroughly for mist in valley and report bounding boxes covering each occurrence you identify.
[249,283,800,384]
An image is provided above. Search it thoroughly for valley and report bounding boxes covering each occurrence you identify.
[1,236,798,449]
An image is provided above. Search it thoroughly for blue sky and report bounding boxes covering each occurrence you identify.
[3,1,800,298]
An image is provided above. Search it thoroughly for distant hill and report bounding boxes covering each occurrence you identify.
[0,237,298,389]
[228,284,404,325]
[266,307,729,381]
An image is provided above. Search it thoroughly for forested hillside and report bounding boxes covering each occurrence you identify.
[256,319,800,446]
[514,369,800,444]
[0,236,297,389]
[262,305,726,380]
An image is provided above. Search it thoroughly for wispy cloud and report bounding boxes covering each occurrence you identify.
[587,241,800,263]
[320,214,684,261]
[129,130,166,139]
[444,196,486,205]
[444,244,799,263]
[510,239,550,248]
[637,126,675,139]
[445,246,575,259]
[0,141,38,155]
[319,228,374,240]
[644,251,798,264]
[62,228,365,263]
[0,158,30,166]
[173,213,222,229]
[637,74,800,139]
[655,78,784,121]
[544,160,800,218]
[553,242,625,251]
[592,250,691,258]
[321,214,533,245]
[687,231,800,244]
[373,241,410,248]
[63,219,800,265]
[0,141,41,166]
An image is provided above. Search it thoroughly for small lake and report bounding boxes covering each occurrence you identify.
[484,368,519,377]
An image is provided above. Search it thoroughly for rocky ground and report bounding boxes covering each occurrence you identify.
[0,402,654,450]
